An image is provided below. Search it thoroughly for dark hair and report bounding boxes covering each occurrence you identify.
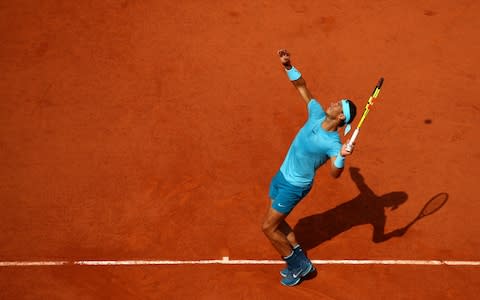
[339,99,357,127]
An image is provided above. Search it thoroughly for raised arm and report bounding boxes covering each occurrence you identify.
[278,49,313,106]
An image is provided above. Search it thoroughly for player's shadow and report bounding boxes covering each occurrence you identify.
[295,167,409,251]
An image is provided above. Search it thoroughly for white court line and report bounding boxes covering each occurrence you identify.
[1,258,480,267]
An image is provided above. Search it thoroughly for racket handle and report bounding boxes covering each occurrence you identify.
[346,128,359,152]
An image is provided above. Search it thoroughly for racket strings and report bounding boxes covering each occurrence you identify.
[421,194,448,216]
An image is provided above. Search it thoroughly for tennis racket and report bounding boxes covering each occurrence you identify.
[346,77,384,152]
[402,192,449,231]
[412,192,449,223]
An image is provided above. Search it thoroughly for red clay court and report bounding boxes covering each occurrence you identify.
[1,1,479,299]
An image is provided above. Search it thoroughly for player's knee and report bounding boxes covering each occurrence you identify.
[286,234,296,245]
[261,221,274,237]
[261,222,270,235]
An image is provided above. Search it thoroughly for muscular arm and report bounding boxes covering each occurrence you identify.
[279,50,314,106]
[287,69,314,105]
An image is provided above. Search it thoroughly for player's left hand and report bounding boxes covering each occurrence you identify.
[278,49,292,68]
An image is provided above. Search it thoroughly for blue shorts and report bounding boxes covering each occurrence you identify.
[269,171,312,214]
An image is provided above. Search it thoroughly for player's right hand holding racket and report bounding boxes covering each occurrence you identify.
[341,139,355,157]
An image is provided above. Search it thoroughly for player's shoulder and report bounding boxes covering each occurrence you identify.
[308,99,325,117]
[308,98,320,107]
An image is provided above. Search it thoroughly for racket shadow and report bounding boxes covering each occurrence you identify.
[402,192,449,231]
[294,167,447,251]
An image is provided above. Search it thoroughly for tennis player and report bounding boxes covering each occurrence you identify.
[262,49,357,286]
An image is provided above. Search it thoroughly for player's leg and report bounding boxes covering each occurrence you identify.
[278,220,297,247]
[261,207,292,257]
[278,220,314,278]
[262,205,311,287]
[266,171,313,286]
[262,203,313,286]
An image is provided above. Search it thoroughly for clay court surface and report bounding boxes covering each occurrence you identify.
[1,1,479,299]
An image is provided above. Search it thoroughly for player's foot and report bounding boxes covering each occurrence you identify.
[280,264,315,278]
[280,266,289,278]
[280,260,313,287]
[280,246,310,277]
[280,273,301,287]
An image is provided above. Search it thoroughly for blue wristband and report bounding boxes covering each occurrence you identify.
[334,153,345,169]
[286,66,301,81]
